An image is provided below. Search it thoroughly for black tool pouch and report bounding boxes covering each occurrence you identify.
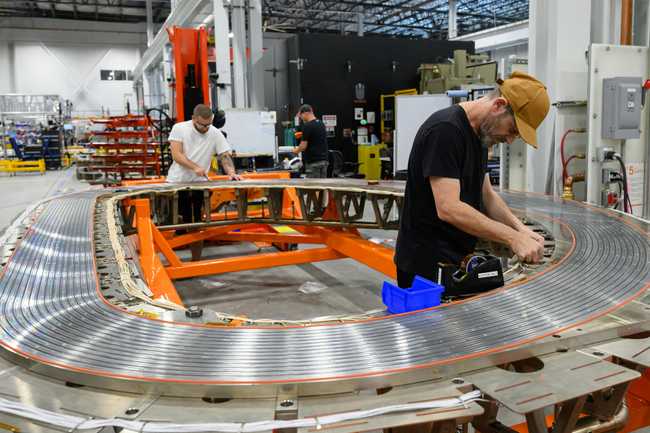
[439,256,504,297]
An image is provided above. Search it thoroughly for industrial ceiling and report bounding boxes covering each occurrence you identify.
[1,0,529,38]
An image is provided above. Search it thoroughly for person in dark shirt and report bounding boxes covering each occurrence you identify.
[394,71,550,289]
[293,104,329,178]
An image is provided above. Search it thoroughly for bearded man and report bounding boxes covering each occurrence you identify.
[394,72,550,289]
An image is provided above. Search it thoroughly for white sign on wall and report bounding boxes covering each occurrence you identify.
[322,115,337,127]
[224,109,277,156]
[394,94,451,174]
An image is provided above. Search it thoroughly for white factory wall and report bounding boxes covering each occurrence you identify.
[0,17,147,117]
[12,43,141,116]
[0,42,12,94]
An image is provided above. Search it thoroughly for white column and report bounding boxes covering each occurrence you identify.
[357,11,364,37]
[146,0,154,47]
[448,0,458,39]
[213,0,233,109]
[162,44,175,116]
[231,0,248,108]
[633,0,650,46]
[8,42,16,93]
[527,0,591,196]
[248,0,265,108]
[590,0,619,44]
[145,66,164,108]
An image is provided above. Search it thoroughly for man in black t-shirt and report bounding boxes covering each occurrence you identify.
[394,72,550,289]
[293,104,329,178]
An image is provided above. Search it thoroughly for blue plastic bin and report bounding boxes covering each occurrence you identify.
[382,276,444,314]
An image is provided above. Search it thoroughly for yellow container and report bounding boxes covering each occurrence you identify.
[357,144,384,181]
[0,159,45,175]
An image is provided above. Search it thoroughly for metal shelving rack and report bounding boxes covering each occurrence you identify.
[85,115,162,181]
[0,94,64,167]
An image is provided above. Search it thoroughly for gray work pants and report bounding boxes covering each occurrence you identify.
[304,160,329,178]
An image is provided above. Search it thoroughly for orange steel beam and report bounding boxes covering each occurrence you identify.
[282,187,303,219]
[211,187,265,209]
[151,226,183,267]
[297,225,396,279]
[209,232,323,244]
[134,199,184,306]
[623,369,650,433]
[166,247,343,279]
[210,208,266,221]
[119,171,291,186]
[165,224,248,248]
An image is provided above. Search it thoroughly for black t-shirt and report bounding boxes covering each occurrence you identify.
[394,105,488,276]
[301,119,328,163]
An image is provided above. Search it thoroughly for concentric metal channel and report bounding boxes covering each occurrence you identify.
[0,180,648,396]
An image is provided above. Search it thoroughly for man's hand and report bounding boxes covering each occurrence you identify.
[193,167,208,178]
[518,225,545,246]
[229,173,242,181]
[292,147,301,154]
[509,231,544,263]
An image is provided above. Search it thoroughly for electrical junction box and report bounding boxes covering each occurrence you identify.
[601,77,643,139]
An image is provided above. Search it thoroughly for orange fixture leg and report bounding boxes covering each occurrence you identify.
[166,247,343,279]
[134,199,184,306]
[290,225,396,279]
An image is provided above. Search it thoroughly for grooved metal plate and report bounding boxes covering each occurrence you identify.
[593,337,650,368]
[0,180,648,388]
[465,351,640,414]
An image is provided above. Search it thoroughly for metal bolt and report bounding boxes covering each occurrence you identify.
[185,306,203,318]
[280,399,295,408]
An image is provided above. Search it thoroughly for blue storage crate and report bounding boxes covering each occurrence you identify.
[382,276,444,314]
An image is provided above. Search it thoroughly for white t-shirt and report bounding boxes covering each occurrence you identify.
[166,120,231,183]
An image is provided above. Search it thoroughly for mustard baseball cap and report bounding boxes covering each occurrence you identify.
[497,71,550,148]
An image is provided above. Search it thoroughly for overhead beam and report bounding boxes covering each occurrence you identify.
[132,0,207,82]
[263,11,435,31]
[448,0,457,38]
[145,0,153,45]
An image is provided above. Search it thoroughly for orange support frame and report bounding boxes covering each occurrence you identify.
[133,199,184,306]
[129,179,397,307]
[166,247,344,279]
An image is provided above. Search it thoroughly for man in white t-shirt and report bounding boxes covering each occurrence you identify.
[167,104,241,260]
[167,104,240,183]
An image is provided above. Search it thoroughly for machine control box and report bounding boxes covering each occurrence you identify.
[602,77,643,139]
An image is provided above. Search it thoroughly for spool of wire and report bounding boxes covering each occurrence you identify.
[466,255,487,273]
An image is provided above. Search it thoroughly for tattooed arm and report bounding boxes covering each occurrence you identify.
[218,151,241,180]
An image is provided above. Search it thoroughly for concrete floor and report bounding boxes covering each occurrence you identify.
[0,168,91,232]
[174,240,395,321]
